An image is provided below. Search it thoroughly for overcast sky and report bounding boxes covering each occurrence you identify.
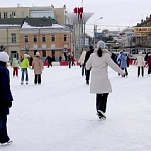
[1,0,151,35]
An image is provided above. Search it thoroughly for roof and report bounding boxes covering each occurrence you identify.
[24,17,58,27]
[0,17,58,27]
[0,18,24,26]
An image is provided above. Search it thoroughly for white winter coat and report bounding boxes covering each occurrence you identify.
[86,49,124,94]
[136,53,145,67]
[78,50,86,65]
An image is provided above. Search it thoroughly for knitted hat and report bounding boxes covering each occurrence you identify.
[35,52,40,56]
[97,40,106,49]
[24,54,28,58]
[0,51,9,62]
[89,45,93,50]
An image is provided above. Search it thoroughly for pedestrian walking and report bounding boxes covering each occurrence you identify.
[136,52,145,77]
[84,45,94,85]
[32,52,43,84]
[0,51,13,145]
[20,54,31,84]
[86,40,125,120]
[12,58,19,77]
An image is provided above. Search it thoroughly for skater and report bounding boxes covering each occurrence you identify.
[68,53,72,68]
[78,50,86,76]
[45,55,52,68]
[12,58,19,77]
[32,52,43,84]
[117,50,128,76]
[136,52,145,77]
[71,54,75,66]
[20,54,31,84]
[86,40,125,119]
[84,45,94,85]
[146,53,151,74]
[0,51,13,145]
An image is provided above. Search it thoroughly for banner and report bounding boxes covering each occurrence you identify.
[134,27,151,33]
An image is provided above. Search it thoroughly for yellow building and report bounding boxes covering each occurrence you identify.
[20,18,73,61]
[0,18,24,58]
[0,18,73,61]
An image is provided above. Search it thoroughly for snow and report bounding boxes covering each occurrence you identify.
[22,21,67,29]
[1,65,151,151]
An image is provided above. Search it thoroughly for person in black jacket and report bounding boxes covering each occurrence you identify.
[0,51,13,145]
[45,55,52,68]
[83,45,94,85]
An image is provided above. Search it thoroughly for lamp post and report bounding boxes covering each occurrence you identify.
[93,17,103,48]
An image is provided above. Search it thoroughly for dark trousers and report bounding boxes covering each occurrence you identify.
[34,74,41,84]
[121,67,128,76]
[85,69,91,82]
[148,65,151,74]
[82,65,86,76]
[68,61,71,68]
[48,62,52,68]
[138,66,144,77]
[0,116,10,143]
[96,93,109,113]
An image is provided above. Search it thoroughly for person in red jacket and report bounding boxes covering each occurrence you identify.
[146,53,151,74]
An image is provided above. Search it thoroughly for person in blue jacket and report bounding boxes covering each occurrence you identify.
[0,51,13,145]
[117,50,128,76]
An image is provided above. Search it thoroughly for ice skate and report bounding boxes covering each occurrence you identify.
[0,140,13,146]
[97,110,106,120]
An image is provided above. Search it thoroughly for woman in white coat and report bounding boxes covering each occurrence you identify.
[136,52,145,77]
[78,50,86,76]
[86,40,125,119]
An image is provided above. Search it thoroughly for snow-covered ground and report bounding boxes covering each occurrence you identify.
[1,65,151,151]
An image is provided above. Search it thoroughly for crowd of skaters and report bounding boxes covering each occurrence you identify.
[1,42,151,145]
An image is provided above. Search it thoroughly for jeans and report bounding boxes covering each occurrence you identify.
[0,116,10,143]
[21,68,29,82]
[96,93,109,113]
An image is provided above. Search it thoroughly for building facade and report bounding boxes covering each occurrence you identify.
[20,24,73,61]
[0,18,73,61]
[0,5,66,25]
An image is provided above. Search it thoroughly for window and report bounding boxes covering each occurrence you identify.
[12,12,16,17]
[34,50,37,55]
[42,50,46,57]
[11,33,16,43]
[33,35,38,42]
[25,36,28,42]
[51,34,55,42]
[42,35,46,42]
[4,12,7,18]
[64,34,67,42]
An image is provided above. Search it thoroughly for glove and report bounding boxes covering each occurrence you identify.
[5,101,12,108]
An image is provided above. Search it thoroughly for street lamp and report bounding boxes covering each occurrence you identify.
[93,17,103,48]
